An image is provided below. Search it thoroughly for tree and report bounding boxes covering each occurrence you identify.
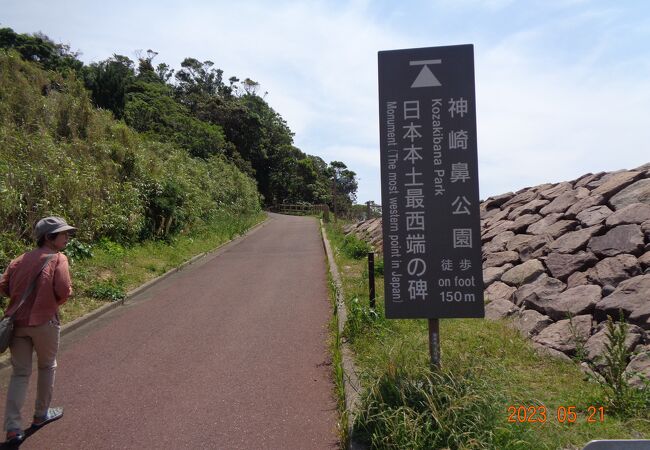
[241,78,260,96]
[1,29,361,214]
[82,55,135,118]
[0,28,83,73]
[329,161,358,215]
[174,57,232,110]
[124,77,228,160]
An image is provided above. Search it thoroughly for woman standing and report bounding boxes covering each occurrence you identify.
[0,216,76,445]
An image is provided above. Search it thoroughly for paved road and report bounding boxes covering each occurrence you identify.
[0,213,339,449]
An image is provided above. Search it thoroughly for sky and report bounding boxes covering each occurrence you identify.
[2,0,650,204]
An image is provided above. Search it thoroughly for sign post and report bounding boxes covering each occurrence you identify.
[378,44,484,369]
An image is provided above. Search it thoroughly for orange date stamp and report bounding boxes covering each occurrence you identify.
[507,405,605,424]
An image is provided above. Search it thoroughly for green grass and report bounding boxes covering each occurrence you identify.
[54,211,266,324]
[327,270,349,444]
[325,222,650,449]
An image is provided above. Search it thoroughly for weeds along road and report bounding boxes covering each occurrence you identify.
[0,213,338,449]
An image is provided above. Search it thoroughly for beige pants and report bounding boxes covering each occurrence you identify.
[3,321,60,432]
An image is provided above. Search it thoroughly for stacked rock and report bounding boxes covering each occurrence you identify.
[342,217,383,250]
[343,163,650,385]
[481,164,650,385]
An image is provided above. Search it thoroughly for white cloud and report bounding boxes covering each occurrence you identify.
[321,145,380,169]
[3,0,650,205]
[476,37,650,198]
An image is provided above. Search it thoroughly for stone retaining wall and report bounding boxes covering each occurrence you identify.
[344,163,650,385]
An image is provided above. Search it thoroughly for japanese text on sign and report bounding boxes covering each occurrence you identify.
[379,44,484,319]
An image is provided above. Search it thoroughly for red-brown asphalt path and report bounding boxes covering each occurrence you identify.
[0,213,339,449]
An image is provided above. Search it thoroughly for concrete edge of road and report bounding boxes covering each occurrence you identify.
[319,220,366,450]
[0,214,271,370]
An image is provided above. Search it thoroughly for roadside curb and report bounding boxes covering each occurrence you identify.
[0,215,270,370]
[320,220,365,450]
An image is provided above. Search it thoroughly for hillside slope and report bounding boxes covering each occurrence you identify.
[0,50,260,267]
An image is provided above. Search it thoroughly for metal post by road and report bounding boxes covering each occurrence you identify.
[368,252,375,309]
[428,319,440,370]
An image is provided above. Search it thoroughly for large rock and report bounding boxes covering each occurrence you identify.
[566,194,605,217]
[483,209,511,229]
[566,269,596,288]
[526,213,562,235]
[639,252,650,270]
[501,259,546,287]
[483,251,520,269]
[592,254,642,287]
[609,178,650,210]
[483,264,513,286]
[576,172,607,188]
[510,214,542,233]
[507,200,549,220]
[514,275,566,308]
[575,205,613,227]
[546,225,603,254]
[502,189,538,209]
[543,284,601,321]
[512,309,553,338]
[485,298,518,320]
[595,274,650,323]
[482,192,514,210]
[539,182,573,200]
[482,231,515,253]
[539,188,589,215]
[529,219,578,239]
[484,281,517,303]
[506,234,551,260]
[545,251,599,281]
[588,224,645,257]
[592,171,643,199]
[533,343,572,361]
[533,315,593,355]
[482,220,516,242]
[548,220,581,239]
[643,220,650,236]
[584,323,644,370]
[482,207,504,221]
[605,202,650,226]
[629,302,650,329]
[625,347,650,388]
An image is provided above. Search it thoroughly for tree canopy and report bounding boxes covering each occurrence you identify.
[0,27,359,213]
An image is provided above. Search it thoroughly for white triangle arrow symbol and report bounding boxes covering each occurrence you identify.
[411,65,441,88]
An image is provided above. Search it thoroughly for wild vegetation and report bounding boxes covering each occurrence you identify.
[0,26,360,263]
[0,27,358,213]
[325,223,650,449]
[0,49,259,265]
[0,27,359,326]
[0,43,269,319]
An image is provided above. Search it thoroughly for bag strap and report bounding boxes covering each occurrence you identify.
[8,253,57,318]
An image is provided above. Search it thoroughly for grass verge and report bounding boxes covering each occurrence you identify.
[328,270,350,445]
[325,222,650,449]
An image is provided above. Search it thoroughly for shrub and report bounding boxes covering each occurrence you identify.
[0,51,260,257]
[87,280,126,302]
[353,364,529,449]
[63,238,93,263]
[588,315,650,417]
[341,234,371,259]
[344,296,382,343]
[374,257,384,276]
